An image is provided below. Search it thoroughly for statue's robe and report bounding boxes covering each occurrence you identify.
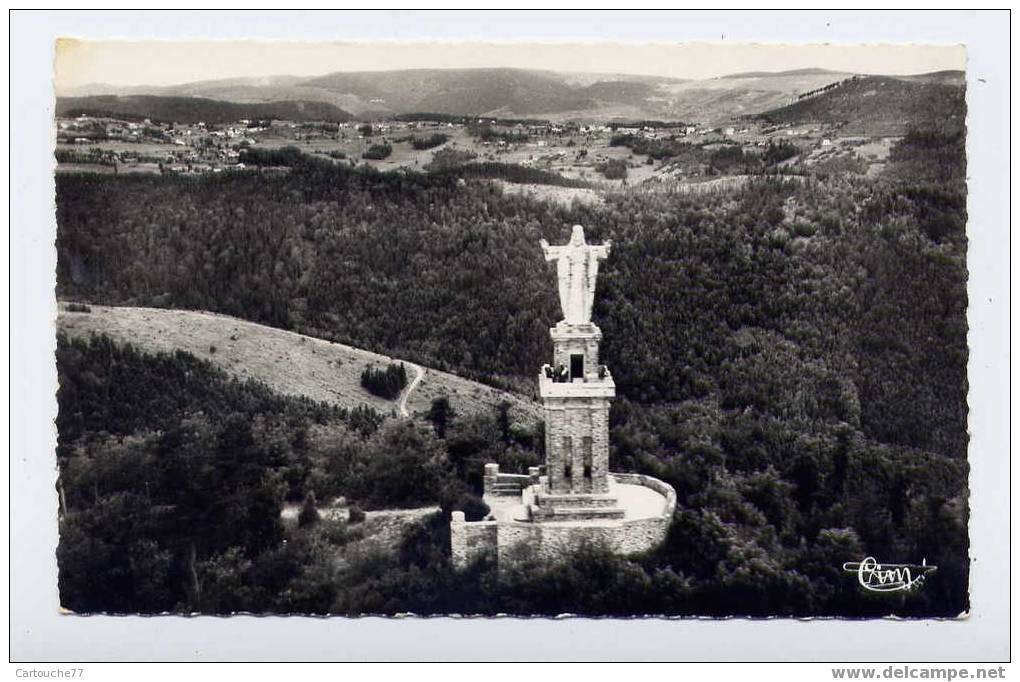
[541,227,610,325]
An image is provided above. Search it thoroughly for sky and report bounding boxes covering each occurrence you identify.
[54,40,966,91]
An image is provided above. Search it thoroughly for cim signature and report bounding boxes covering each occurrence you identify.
[842,557,937,593]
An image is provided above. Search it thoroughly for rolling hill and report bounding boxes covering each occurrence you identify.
[53,68,846,122]
[57,68,966,125]
[300,68,598,117]
[55,94,354,124]
[756,75,966,135]
[57,303,542,424]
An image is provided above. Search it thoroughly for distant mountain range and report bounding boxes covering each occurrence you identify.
[57,67,965,126]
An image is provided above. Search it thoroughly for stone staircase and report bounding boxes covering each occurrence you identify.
[483,463,537,498]
[530,504,626,521]
[530,491,626,522]
[489,479,528,496]
[533,492,619,507]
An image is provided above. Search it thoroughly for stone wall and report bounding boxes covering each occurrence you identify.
[450,511,498,566]
[450,474,677,569]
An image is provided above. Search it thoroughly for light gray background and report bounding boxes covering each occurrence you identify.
[10,9,1010,662]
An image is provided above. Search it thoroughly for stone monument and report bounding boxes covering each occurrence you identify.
[532,225,621,517]
[450,225,676,568]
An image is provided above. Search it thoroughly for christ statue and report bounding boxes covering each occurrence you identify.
[540,225,611,325]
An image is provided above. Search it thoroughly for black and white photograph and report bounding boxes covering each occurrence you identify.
[9,8,1012,667]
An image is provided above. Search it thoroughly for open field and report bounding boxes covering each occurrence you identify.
[493,180,605,207]
[59,140,173,155]
[57,303,542,424]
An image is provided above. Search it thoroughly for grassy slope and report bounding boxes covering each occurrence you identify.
[57,303,541,424]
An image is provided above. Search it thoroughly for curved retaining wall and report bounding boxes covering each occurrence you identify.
[451,472,676,568]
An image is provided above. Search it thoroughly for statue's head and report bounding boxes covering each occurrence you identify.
[570,224,586,246]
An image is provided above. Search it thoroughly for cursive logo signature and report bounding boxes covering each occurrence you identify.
[842,557,937,593]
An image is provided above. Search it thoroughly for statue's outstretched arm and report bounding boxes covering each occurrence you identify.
[540,240,563,261]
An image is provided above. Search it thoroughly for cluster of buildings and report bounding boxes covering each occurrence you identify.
[55,115,265,174]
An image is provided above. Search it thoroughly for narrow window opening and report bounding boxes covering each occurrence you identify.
[562,436,573,482]
[582,436,593,480]
[570,354,584,380]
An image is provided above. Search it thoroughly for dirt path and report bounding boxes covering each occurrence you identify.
[397,363,425,418]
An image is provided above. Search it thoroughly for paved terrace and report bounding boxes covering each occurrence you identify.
[485,477,669,525]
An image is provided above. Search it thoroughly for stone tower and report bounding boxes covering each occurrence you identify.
[531,225,624,521]
[449,225,676,567]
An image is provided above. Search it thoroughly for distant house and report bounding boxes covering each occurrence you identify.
[821,139,833,147]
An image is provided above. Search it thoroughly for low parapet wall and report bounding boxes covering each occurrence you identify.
[610,472,678,516]
[483,463,541,496]
[451,472,676,568]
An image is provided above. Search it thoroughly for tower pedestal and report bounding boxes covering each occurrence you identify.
[534,320,616,518]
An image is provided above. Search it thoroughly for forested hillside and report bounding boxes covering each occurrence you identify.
[56,137,968,457]
[56,95,353,124]
[55,122,969,616]
[757,76,966,135]
[56,333,520,613]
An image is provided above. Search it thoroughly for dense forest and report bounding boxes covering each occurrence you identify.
[56,95,354,125]
[56,333,505,612]
[54,121,969,616]
[360,362,408,400]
